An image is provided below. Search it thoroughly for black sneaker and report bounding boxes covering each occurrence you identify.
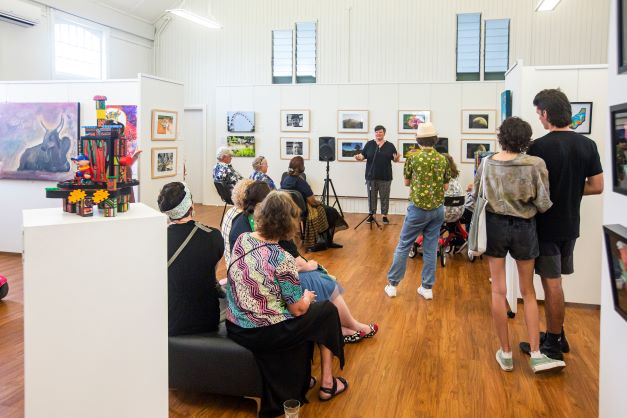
[540,338,564,361]
[382,216,390,225]
[519,329,570,356]
[366,215,374,224]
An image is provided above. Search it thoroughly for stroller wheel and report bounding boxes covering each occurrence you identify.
[408,243,417,258]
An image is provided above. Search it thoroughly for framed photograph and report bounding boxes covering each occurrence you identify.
[151,109,177,140]
[500,90,512,123]
[337,110,369,133]
[619,0,627,73]
[227,111,255,132]
[398,110,431,133]
[280,137,310,160]
[280,110,310,132]
[151,147,177,178]
[226,136,256,157]
[602,224,627,322]
[435,137,449,154]
[610,102,627,196]
[570,102,593,134]
[461,109,496,134]
[397,139,420,162]
[337,138,368,161]
[461,139,496,164]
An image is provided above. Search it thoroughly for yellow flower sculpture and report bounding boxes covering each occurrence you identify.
[68,189,86,204]
[92,189,110,204]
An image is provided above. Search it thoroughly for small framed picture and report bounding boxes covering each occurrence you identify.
[435,137,449,154]
[227,111,255,132]
[461,109,496,134]
[280,110,310,132]
[337,138,368,161]
[226,136,256,157]
[151,147,177,178]
[570,102,593,134]
[461,139,496,164]
[397,139,420,162]
[151,109,178,140]
[337,110,369,133]
[610,102,627,196]
[398,110,431,133]
[602,224,627,322]
[280,137,310,160]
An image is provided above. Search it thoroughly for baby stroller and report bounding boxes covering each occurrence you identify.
[408,195,469,267]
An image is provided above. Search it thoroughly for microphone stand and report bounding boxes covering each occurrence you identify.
[354,141,382,230]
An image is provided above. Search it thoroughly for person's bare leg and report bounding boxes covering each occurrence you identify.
[541,277,564,334]
[488,256,510,352]
[332,295,370,335]
[319,344,346,400]
[517,259,540,352]
[341,326,356,336]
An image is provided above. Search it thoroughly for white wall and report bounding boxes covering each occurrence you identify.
[599,0,627,416]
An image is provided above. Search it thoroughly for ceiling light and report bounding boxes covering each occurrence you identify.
[166,9,222,29]
[535,0,562,12]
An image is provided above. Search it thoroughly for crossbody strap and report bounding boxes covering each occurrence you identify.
[227,242,273,278]
[479,158,489,201]
[167,222,217,267]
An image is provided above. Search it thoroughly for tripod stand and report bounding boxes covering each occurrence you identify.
[354,179,382,230]
[320,160,344,218]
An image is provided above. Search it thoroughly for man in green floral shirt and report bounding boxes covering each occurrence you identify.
[385,122,450,300]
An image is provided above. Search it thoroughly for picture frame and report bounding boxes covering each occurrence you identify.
[151,147,177,178]
[610,102,627,196]
[461,139,496,164]
[398,110,431,133]
[280,137,310,160]
[570,102,593,134]
[337,110,369,133]
[226,135,256,157]
[619,0,627,74]
[280,110,310,132]
[461,109,496,134]
[602,224,627,322]
[500,90,512,123]
[337,138,368,161]
[434,137,449,154]
[227,111,255,133]
[151,109,178,140]
[397,139,420,162]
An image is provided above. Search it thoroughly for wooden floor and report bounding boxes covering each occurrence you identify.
[0,205,600,418]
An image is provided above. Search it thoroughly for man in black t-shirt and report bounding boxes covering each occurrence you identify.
[355,125,399,224]
[519,89,604,362]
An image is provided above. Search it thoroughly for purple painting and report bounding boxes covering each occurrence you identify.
[0,103,80,181]
[106,105,137,154]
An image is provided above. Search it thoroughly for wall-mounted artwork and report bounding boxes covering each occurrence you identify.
[435,137,449,154]
[280,137,310,160]
[0,102,80,181]
[603,224,627,322]
[461,139,496,164]
[619,0,627,73]
[151,109,177,140]
[337,110,369,133]
[227,111,255,132]
[106,105,137,155]
[398,110,431,133]
[337,138,367,161]
[500,90,512,123]
[461,109,496,134]
[570,102,593,134]
[397,139,420,162]
[151,147,177,178]
[610,102,627,196]
[280,110,310,132]
[227,135,256,157]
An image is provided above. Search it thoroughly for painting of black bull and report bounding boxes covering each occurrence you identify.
[18,116,72,172]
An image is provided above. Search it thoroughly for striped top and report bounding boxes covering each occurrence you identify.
[226,233,303,328]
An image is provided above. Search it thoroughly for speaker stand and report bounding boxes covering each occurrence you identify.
[320,160,344,218]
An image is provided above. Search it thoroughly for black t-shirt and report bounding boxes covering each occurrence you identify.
[360,140,397,181]
[167,221,224,336]
[280,175,314,202]
[527,131,603,241]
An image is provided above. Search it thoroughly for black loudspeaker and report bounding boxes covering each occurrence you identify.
[319,137,335,161]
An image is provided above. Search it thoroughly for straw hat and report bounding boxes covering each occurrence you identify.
[416,122,438,138]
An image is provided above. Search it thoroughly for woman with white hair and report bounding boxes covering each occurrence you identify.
[213,146,243,191]
[249,155,276,189]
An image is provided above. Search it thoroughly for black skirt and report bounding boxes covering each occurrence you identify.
[226,301,345,418]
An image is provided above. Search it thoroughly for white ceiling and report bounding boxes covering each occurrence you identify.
[93,0,181,23]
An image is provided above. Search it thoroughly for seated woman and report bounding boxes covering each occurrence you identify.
[280,156,348,252]
[226,191,348,417]
[221,178,254,267]
[249,156,276,189]
[158,182,224,336]
[229,181,378,343]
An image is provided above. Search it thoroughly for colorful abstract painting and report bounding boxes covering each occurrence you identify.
[106,105,138,154]
[0,102,80,181]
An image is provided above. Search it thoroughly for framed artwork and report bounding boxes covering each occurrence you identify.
[226,136,256,157]
[280,110,310,132]
[280,137,310,160]
[461,139,496,164]
[397,139,420,162]
[337,110,369,133]
[610,102,627,196]
[435,137,449,154]
[151,109,177,140]
[570,102,593,134]
[227,111,255,132]
[461,109,496,134]
[151,147,177,178]
[0,102,80,181]
[398,110,431,133]
[619,0,627,73]
[500,90,512,123]
[337,138,368,161]
[602,224,627,322]
[106,105,138,155]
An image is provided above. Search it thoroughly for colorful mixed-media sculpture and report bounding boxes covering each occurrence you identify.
[45,96,140,217]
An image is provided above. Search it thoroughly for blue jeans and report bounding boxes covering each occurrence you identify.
[387,204,444,289]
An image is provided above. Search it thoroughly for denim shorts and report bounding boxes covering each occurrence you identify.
[534,239,576,278]
[485,212,539,260]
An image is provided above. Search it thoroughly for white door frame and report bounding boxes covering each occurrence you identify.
[184,105,207,204]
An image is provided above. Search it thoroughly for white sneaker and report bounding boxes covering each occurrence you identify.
[495,349,514,371]
[417,286,433,300]
[384,284,397,298]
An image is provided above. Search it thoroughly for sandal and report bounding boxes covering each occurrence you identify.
[309,376,317,390]
[363,323,379,339]
[318,376,348,402]
[343,330,365,344]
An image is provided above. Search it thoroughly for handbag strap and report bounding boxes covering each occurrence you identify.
[167,222,217,267]
[227,242,273,278]
[478,158,489,200]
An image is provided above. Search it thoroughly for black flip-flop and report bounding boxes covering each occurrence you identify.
[319,376,348,402]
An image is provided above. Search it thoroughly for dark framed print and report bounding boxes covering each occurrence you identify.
[619,0,627,73]
[603,224,627,322]
[610,102,627,196]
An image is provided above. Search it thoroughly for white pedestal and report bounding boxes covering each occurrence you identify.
[22,203,168,418]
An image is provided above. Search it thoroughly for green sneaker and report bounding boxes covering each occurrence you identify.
[530,354,566,374]
[495,349,513,371]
